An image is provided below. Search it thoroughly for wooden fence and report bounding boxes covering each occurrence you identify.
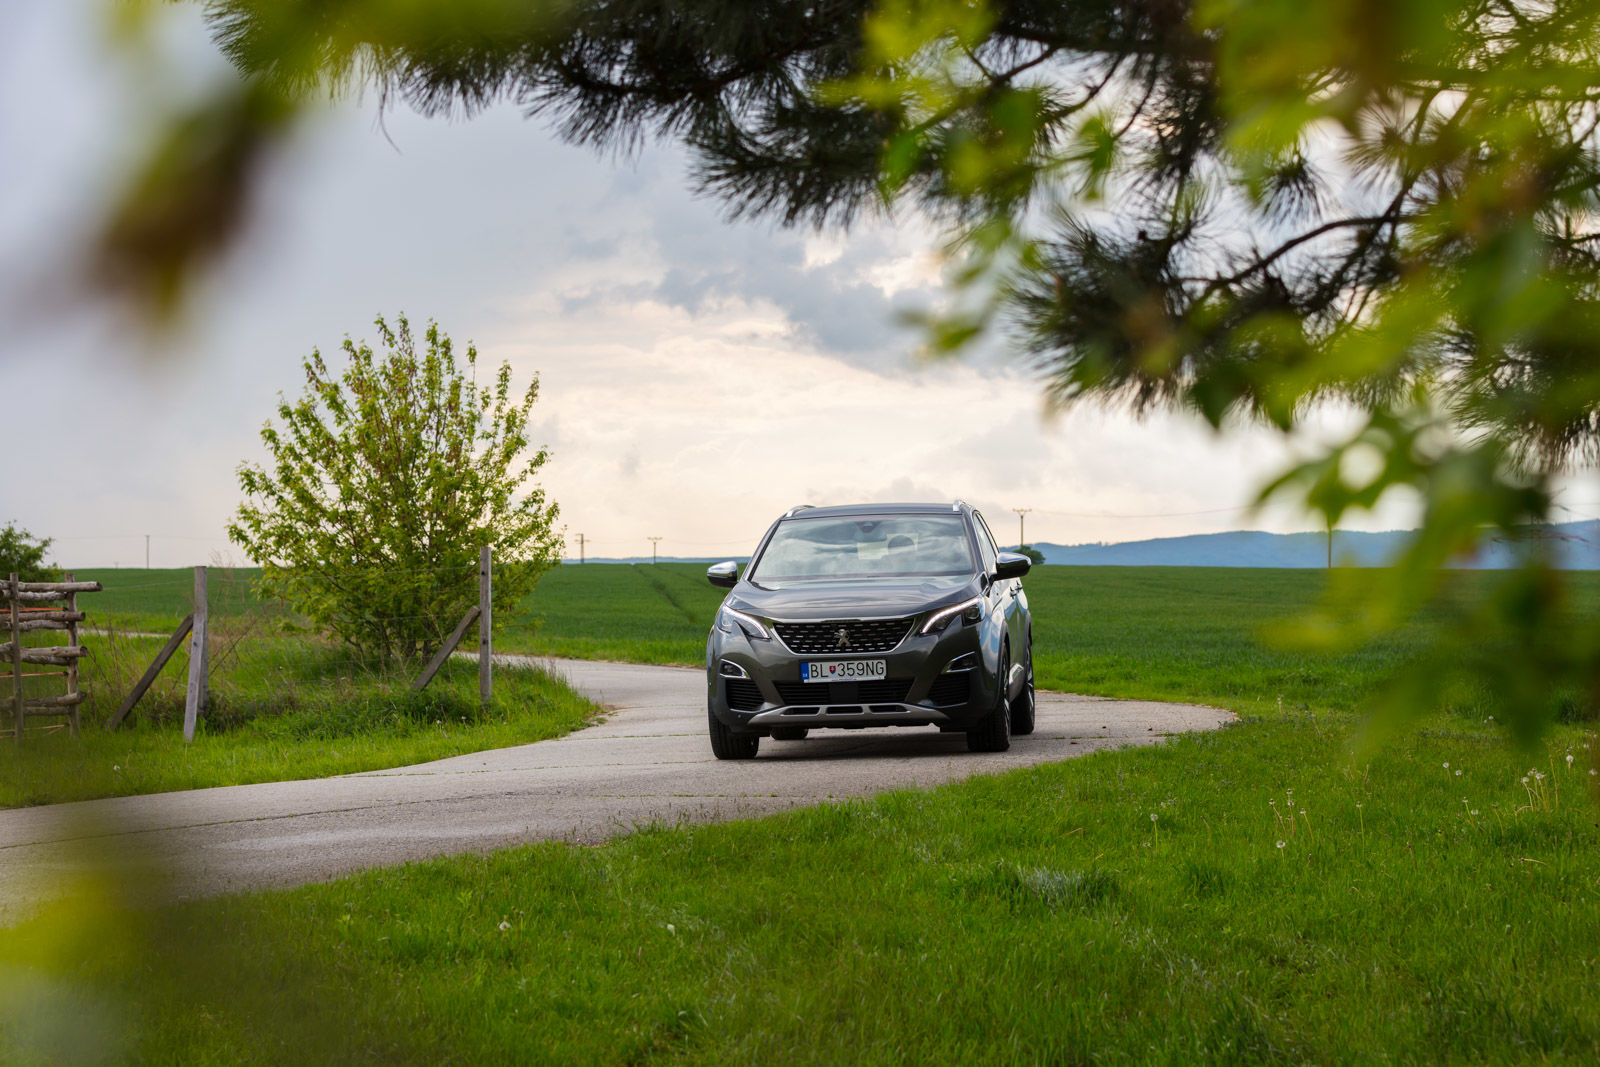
[4,573,102,740]
[111,548,495,740]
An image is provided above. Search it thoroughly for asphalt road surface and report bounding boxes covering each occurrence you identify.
[0,658,1233,925]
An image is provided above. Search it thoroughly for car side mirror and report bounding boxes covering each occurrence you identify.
[994,552,1031,580]
[707,561,739,588]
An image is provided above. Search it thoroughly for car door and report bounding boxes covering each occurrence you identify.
[972,510,1022,667]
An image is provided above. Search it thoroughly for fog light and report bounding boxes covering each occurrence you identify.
[941,652,978,674]
[718,660,751,679]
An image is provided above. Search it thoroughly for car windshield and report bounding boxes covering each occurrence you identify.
[749,515,975,580]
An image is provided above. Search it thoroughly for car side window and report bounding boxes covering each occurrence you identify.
[972,511,999,576]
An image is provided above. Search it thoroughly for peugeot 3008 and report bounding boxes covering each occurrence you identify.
[703,501,1033,759]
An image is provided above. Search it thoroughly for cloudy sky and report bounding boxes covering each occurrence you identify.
[6,2,1584,569]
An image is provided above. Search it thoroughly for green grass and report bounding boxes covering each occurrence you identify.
[6,562,1598,1060]
[510,563,1600,719]
[0,567,606,807]
[1,633,597,807]
[502,561,728,663]
[5,713,1596,1062]
[73,567,282,633]
[83,562,1600,719]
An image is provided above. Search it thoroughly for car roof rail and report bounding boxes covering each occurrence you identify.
[951,499,969,512]
[783,504,816,518]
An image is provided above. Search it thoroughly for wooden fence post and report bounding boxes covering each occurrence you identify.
[183,565,208,742]
[64,571,80,736]
[412,606,479,692]
[479,546,492,705]
[109,614,193,730]
[8,573,20,744]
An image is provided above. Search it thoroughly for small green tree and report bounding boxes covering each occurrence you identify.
[228,314,562,663]
[1013,545,1045,566]
[0,522,61,583]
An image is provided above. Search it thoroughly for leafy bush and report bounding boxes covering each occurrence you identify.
[0,522,60,582]
[230,315,562,663]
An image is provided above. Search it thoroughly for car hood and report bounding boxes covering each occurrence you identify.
[732,575,977,621]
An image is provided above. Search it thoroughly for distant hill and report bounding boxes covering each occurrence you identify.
[1027,519,1600,569]
[561,520,1600,569]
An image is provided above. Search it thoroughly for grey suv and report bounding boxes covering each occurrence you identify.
[704,501,1034,759]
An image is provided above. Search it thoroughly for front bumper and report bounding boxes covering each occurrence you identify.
[706,616,996,734]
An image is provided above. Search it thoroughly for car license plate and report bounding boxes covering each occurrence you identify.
[800,659,886,682]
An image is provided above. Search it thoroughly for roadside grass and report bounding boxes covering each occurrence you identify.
[0,631,598,807]
[6,712,1596,1062]
[19,563,1597,810]
[5,563,1599,1059]
[1,567,603,807]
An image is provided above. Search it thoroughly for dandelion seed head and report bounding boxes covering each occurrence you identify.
[1454,769,1462,777]
[497,920,511,932]
[1566,754,1575,767]
[1150,813,1158,822]
[1276,840,1287,849]
[1443,762,1449,770]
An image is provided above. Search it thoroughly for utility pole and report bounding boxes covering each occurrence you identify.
[1012,508,1032,549]
[1327,521,1333,570]
[648,536,663,564]
[576,533,586,564]
[145,534,150,570]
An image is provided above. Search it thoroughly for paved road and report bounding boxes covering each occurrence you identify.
[0,658,1232,925]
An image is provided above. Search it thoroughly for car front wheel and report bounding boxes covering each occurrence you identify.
[1010,639,1036,736]
[966,647,1012,753]
[708,706,760,760]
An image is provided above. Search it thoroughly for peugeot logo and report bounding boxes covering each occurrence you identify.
[835,627,852,649]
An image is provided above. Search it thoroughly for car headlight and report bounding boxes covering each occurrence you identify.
[920,596,983,635]
[716,604,771,641]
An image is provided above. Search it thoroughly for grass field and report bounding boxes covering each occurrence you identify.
[78,561,1600,720]
[0,647,598,807]
[11,562,1595,806]
[513,562,1600,720]
[6,700,1597,1061]
[4,562,1597,1062]
[4,567,600,806]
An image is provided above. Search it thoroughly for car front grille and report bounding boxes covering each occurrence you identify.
[774,679,913,706]
[724,678,764,711]
[772,617,914,655]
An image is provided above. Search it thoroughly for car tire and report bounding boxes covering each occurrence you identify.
[966,647,1012,753]
[1010,638,1036,736]
[769,726,809,741]
[708,706,760,760]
